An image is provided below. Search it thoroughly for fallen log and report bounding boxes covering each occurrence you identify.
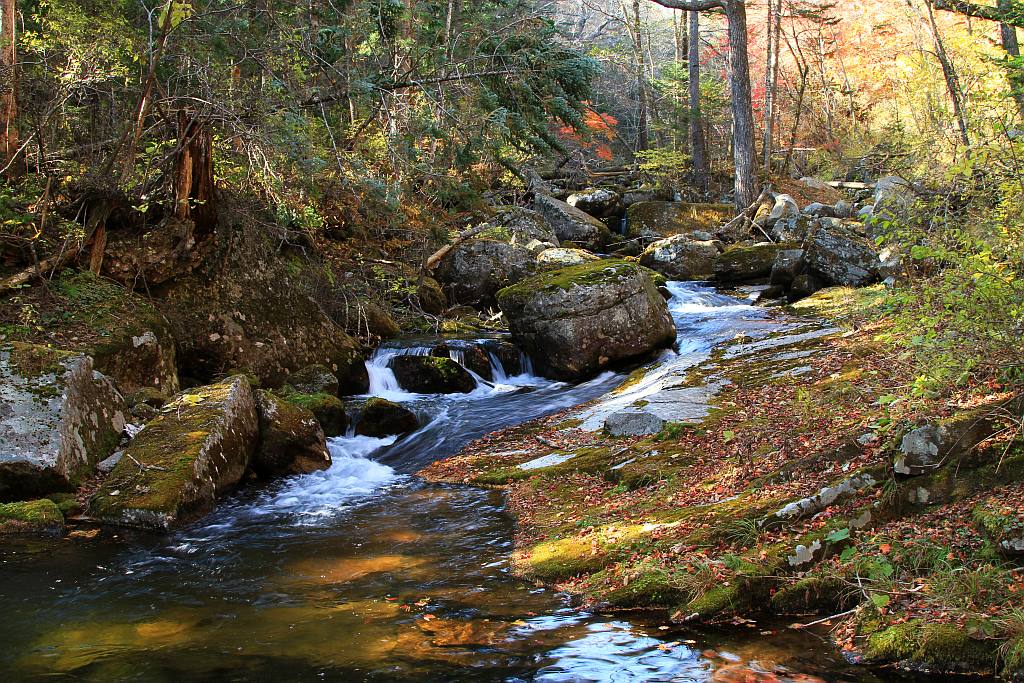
[424,223,490,271]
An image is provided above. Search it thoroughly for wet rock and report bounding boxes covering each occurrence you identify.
[532,194,612,252]
[0,343,127,500]
[434,238,536,309]
[626,202,733,244]
[390,355,476,394]
[714,243,795,283]
[496,260,676,381]
[566,188,623,219]
[536,247,601,270]
[355,397,419,437]
[416,276,448,315]
[252,390,331,478]
[639,235,721,281]
[87,376,259,530]
[285,364,339,396]
[804,222,880,287]
[432,344,492,381]
[0,499,64,535]
[769,249,805,287]
[281,392,347,437]
[604,410,665,436]
[480,340,525,377]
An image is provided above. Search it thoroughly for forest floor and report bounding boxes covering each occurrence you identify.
[422,285,1024,678]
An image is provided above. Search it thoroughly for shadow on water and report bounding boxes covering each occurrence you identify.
[0,283,919,682]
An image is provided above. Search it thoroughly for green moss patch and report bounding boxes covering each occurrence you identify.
[0,499,64,534]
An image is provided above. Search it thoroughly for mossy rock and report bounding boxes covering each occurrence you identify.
[604,567,686,608]
[87,376,259,531]
[281,392,347,437]
[0,499,64,535]
[355,397,419,438]
[769,576,852,614]
[862,619,997,674]
[417,276,448,315]
[46,492,83,517]
[253,390,331,478]
[389,355,476,394]
[432,343,492,381]
[714,243,797,283]
[284,364,339,396]
[521,535,612,581]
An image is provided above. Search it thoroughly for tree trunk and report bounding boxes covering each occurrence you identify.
[999,0,1024,117]
[632,0,649,151]
[689,10,709,193]
[0,0,22,177]
[172,112,217,234]
[725,0,757,209]
[762,0,782,174]
[925,0,971,149]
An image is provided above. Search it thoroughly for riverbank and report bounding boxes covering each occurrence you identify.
[422,284,1024,679]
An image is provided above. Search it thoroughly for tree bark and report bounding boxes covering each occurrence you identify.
[762,0,782,174]
[999,0,1024,116]
[632,0,649,151]
[0,0,23,178]
[724,0,757,208]
[689,10,709,193]
[172,112,217,234]
[925,0,971,149]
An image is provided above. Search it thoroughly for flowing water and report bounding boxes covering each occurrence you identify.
[0,283,910,682]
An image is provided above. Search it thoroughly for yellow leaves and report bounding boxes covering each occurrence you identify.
[158,0,193,31]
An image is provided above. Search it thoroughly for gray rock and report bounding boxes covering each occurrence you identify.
[798,176,832,192]
[1,344,127,500]
[566,188,623,219]
[536,247,600,270]
[834,200,854,218]
[604,410,665,436]
[96,451,124,474]
[478,206,560,247]
[873,175,914,213]
[769,249,805,287]
[804,223,880,287]
[390,355,476,394]
[533,194,612,251]
[435,238,536,309]
[895,412,997,475]
[770,216,815,243]
[767,194,800,223]
[803,202,836,218]
[788,272,825,301]
[497,260,676,381]
[692,230,715,242]
[639,234,721,280]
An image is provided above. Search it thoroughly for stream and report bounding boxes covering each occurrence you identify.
[0,283,912,682]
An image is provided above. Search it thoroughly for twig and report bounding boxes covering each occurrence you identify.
[789,607,859,629]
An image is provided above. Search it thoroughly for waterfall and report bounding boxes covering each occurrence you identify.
[364,346,431,400]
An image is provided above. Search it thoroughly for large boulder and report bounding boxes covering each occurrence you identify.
[804,223,880,287]
[477,206,560,247]
[639,235,721,280]
[252,390,331,478]
[714,243,795,283]
[87,376,259,530]
[0,499,65,535]
[434,238,536,309]
[153,216,366,394]
[496,260,676,381]
[533,194,612,251]
[1,343,127,500]
[355,397,419,437]
[417,276,448,315]
[536,247,601,270]
[873,176,914,214]
[626,202,733,243]
[895,411,998,476]
[567,188,623,219]
[390,355,476,394]
[284,364,339,396]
